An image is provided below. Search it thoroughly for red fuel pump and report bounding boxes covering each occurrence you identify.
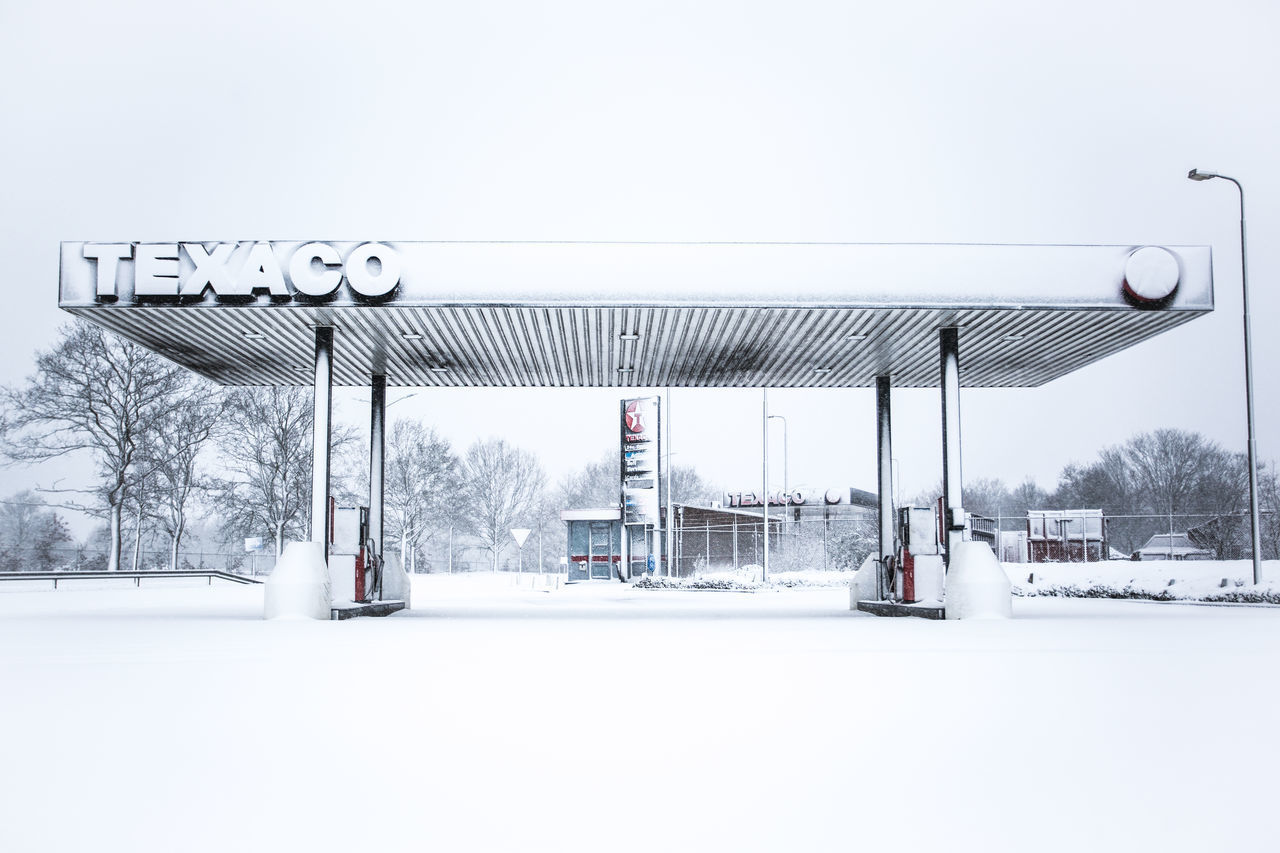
[354,536,369,602]
[330,501,381,604]
[896,505,940,603]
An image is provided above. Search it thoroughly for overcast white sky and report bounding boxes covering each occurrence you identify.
[2,0,1278,517]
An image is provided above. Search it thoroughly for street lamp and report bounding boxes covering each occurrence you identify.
[353,391,418,408]
[1188,168,1262,585]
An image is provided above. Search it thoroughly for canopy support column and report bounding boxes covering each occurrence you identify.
[311,326,334,561]
[368,373,386,571]
[938,325,1013,619]
[940,327,964,567]
[762,388,770,583]
[876,375,894,599]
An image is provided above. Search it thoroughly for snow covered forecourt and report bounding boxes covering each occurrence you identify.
[3,568,1279,853]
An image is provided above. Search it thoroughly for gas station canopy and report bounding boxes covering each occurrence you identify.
[55,238,1217,619]
[59,241,1213,388]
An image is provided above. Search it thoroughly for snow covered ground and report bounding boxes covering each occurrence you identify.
[2,571,1279,852]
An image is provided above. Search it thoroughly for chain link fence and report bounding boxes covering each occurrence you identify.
[6,509,1271,577]
[667,516,877,577]
[664,510,1277,575]
[980,510,1278,562]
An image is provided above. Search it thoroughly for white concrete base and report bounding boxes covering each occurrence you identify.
[944,541,1013,620]
[848,554,880,609]
[264,540,332,620]
[380,553,411,608]
[513,573,565,591]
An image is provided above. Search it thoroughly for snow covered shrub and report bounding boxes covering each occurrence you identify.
[632,575,760,591]
[1203,589,1280,604]
[1017,584,1177,602]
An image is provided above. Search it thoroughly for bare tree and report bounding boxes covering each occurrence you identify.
[1008,478,1051,514]
[385,421,462,571]
[959,478,1012,517]
[212,387,314,556]
[1,322,203,571]
[330,436,370,509]
[1054,429,1251,555]
[1260,464,1280,560]
[668,464,716,507]
[1053,454,1138,547]
[142,381,229,570]
[554,449,716,514]
[124,475,158,572]
[1112,430,1248,556]
[1124,429,1236,516]
[824,514,879,571]
[941,477,1050,527]
[459,438,545,572]
[542,450,617,570]
[0,491,72,571]
[553,449,618,510]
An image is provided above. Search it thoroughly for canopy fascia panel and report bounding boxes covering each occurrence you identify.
[58,241,1213,388]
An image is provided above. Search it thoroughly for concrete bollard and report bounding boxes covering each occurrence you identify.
[380,553,412,608]
[264,541,332,620]
[849,554,880,609]
[944,541,1012,620]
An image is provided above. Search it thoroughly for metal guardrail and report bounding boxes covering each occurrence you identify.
[0,570,264,588]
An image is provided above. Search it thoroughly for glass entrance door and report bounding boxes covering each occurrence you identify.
[589,522,614,579]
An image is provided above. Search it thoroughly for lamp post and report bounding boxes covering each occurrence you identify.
[1188,168,1262,585]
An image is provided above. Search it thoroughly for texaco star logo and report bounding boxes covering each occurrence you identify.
[625,400,646,433]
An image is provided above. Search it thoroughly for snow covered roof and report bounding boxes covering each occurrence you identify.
[675,502,782,521]
[59,241,1213,388]
[1136,533,1214,557]
[559,508,621,521]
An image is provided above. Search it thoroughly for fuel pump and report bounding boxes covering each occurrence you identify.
[329,502,382,604]
[895,505,944,604]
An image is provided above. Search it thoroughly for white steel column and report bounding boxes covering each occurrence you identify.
[939,324,1012,620]
[876,375,895,599]
[762,388,770,583]
[940,327,964,567]
[311,326,334,561]
[665,387,673,578]
[368,373,386,564]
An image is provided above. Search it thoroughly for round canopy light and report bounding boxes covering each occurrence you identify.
[1123,246,1180,306]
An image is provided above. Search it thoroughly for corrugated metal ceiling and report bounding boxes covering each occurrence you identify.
[61,304,1204,388]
